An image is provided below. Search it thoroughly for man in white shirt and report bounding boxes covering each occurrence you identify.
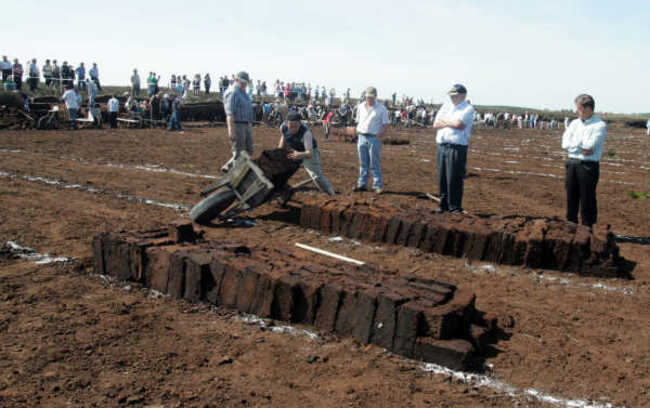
[60,85,81,130]
[646,119,650,136]
[108,95,120,129]
[561,94,607,227]
[432,84,475,213]
[353,86,390,193]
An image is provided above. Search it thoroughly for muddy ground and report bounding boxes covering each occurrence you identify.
[0,122,649,407]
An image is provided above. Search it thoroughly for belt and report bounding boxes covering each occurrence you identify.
[358,133,376,137]
[235,121,251,124]
[439,143,466,148]
[567,158,598,164]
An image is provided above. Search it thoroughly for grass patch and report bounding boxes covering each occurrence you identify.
[627,191,650,199]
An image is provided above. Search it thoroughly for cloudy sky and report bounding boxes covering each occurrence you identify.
[5,0,649,113]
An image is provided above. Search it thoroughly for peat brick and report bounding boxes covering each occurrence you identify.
[184,253,213,303]
[167,251,188,299]
[313,283,343,332]
[168,219,196,243]
[413,338,473,370]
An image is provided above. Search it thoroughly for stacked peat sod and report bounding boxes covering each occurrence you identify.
[297,198,624,277]
[92,221,504,370]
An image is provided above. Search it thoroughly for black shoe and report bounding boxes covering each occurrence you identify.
[449,208,464,214]
[352,185,367,192]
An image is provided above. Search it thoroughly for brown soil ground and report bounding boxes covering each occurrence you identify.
[0,122,649,407]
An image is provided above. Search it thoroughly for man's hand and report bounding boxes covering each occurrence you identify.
[287,150,302,160]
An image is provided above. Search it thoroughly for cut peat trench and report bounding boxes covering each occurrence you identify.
[92,221,507,370]
[292,196,629,278]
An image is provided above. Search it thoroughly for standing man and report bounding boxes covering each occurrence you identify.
[108,95,119,129]
[204,73,211,95]
[12,59,23,90]
[353,86,390,193]
[278,112,336,195]
[42,59,52,87]
[0,56,11,82]
[52,60,60,89]
[646,118,650,136]
[131,69,141,97]
[167,95,183,132]
[28,59,39,91]
[561,94,607,227]
[222,71,254,172]
[89,63,101,90]
[87,77,98,107]
[60,85,81,130]
[432,84,475,213]
[75,62,86,91]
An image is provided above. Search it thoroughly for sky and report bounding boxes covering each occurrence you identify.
[3,0,649,113]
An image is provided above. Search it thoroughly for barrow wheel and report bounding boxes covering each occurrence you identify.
[37,116,50,130]
[189,189,237,224]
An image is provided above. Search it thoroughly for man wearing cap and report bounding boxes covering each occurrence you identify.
[353,86,390,193]
[432,84,475,213]
[222,71,254,172]
[278,112,335,195]
[561,94,607,227]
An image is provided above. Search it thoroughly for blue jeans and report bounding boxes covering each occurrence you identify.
[357,134,382,188]
[168,111,182,130]
[68,108,78,129]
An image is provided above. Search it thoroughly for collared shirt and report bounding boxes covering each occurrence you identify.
[61,90,80,109]
[224,85,254,122]
[0,60,11,70]
[89,67,98,78]
[131,74,140,85]
[42,64,52,75]
[355,101,390,135]
[88,81,97,97]
[75,66,85,79]
[108,97,119,112]
[434,100,475,145]
[561,116,607,161]
[29,63,39,76]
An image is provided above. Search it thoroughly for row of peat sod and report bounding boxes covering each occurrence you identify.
[92,221,504,370]
[296,197,625,277]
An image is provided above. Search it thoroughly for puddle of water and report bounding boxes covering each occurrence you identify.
[4,241,74,265]
[421,362,619,408]
[238,314,320,341]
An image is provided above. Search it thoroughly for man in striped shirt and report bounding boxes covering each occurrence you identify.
[222,71,255,172]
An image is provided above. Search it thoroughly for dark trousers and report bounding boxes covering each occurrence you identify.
[109,111,118,128]
[565,159,599,227]
[92,77,101,90]
[1,69,10,82]
[14,75,22,90]
[29,77,38,91]
[437,143,468,211]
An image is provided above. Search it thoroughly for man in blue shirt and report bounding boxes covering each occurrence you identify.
[222,71,254,172]
[561,94,607,227]
[75,63,86,91]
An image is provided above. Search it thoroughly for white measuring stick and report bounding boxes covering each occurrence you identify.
[294,243,365,266]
